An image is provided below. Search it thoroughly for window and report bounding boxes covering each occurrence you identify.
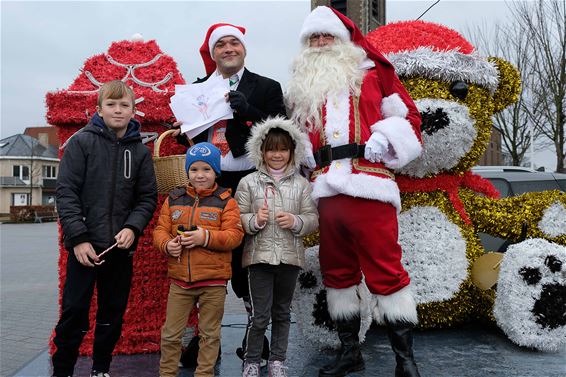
[42,165,57,178]
[510,180,560,195]
[330,0,347,14]
[13,165,30,182]
[487,178,511,197]
[12,193,28,206]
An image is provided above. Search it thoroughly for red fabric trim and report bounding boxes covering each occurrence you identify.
[172,278,228,290]
[397,171,500,225]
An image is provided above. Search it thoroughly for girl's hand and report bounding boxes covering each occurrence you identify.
[256,204,269,227]
[276,212,295,229]
[179,228,206,248]
[166,237,183,257]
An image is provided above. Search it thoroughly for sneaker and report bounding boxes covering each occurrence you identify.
[90,371,110,377]
[268,360,288,377]
[242,362,260,377]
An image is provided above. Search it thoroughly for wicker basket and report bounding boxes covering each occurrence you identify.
[153,129,193,194]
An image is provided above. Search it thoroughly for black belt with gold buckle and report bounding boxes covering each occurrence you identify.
[313,143,366,168]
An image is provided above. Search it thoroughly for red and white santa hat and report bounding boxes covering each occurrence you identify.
[299,6,350,43]
[299,6,400,93]
[366,21,500,93]
[199,23,246,75]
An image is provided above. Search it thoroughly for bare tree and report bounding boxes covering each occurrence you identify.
[467,20,540,167]
[513,0,566,173]
[468,0,566,172]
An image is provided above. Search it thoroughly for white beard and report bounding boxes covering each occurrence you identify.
[286,40,367,131]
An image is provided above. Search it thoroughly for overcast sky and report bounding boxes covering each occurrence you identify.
[2,0,555,169]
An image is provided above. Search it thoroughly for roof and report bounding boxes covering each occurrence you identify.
[0,134,59,159]
[24,126,60,148]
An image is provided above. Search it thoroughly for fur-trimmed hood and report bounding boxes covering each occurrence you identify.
[246,116,310,169]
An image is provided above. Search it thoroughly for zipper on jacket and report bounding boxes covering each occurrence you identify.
[108,141,119,244]
[187,194,200,282]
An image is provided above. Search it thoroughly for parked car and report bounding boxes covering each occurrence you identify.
[472,166,566,196]
[472,166,566,251]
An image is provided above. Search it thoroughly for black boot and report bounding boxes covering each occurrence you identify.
[319,316,365,377]
[386,322,421,377]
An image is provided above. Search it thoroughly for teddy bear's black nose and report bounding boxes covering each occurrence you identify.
[420,108,450,136]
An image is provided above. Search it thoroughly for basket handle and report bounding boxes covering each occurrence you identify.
[154,129,194,158]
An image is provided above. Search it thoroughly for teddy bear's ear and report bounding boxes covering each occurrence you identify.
[489,57,521,113]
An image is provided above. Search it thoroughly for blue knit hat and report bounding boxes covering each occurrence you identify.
[185,142,221,175]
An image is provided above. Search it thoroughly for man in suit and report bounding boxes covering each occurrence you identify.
[175,23,286,364]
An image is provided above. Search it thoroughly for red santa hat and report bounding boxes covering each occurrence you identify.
[199,23,246,75]
[366,21,500,93]
[299,6,399,95]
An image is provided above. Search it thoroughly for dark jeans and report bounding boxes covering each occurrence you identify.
[51,248,133,376]
[218,168,255,298]
[245,263,300,363]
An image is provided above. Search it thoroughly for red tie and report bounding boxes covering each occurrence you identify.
[211,120,230,157]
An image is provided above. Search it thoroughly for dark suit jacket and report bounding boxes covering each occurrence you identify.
[190,68,286,158]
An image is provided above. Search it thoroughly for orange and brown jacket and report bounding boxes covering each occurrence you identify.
[153,184,244,283]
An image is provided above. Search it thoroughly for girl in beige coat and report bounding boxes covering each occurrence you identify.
[236,117,318,377]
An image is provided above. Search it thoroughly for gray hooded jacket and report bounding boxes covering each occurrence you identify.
[235,117,318,268]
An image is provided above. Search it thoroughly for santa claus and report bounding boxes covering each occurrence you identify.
[286,6,423,377]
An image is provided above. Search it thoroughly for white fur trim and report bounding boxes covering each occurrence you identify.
[299,6,350,44]
[208,25,246,56]
[324,91,350,147]
[371,117,422,170]
[373,285,419,325]
[312,172,401,212]
[326,286,360,320]
[245,116,308,169]
[292,246,373,348]
[385,47,499,93]
[357,280,373,343]
[381,93,408,118]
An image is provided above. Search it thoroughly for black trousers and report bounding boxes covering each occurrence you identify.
[245,264,300,362]
[217,168,255,298]
[51,248,133,376]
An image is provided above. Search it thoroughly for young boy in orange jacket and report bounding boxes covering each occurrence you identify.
[153,142,244,377]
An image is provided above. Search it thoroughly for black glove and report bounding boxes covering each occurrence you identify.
[228,90,249,114]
